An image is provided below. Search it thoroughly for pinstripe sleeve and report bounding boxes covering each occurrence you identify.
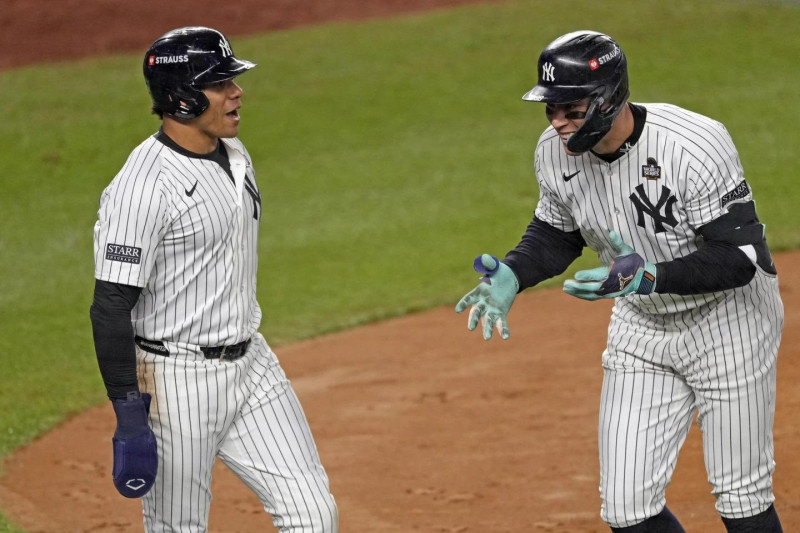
[681,119,751,227]
[532,133,580,232]
[94,142,171,287]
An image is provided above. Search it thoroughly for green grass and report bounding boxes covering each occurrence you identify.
[1,0,799,529]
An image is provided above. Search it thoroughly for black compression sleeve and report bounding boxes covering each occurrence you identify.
[654,242,756,295]
[503,217,585,291]
[89,280,142,400]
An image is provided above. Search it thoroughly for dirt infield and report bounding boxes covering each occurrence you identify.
[3,250,800,532]
[2,1,799,532]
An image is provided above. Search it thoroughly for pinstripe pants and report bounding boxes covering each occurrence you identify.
[598,272,783,528]
[136,333,338,532]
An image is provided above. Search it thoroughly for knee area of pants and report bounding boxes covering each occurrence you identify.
[300,493,339,533]
[316,499,338,532]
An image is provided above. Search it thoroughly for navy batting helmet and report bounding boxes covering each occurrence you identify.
[522,31,629,153]
[143,27,256,120]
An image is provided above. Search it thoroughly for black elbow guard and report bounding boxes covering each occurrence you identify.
[698,201,776,275]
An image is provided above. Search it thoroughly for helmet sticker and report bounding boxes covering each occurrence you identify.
[148,55,189,66]
[542,62,555,82]
[597,46,620,66]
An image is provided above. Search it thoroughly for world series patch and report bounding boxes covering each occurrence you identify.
[642,157,661,180]
[720,180,751,209]
[106,243,142,264]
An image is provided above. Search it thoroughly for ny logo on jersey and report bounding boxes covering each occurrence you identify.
[219,38,233,58]
[629,184,678,234]
[542,62,555,82]
[244,175,261,220]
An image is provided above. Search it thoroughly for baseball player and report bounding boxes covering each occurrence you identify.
[456,31,784,532]
[89,27,338,532]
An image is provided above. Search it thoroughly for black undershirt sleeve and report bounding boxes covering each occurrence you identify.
[654,243,755,294]
[89,280,143,400]
[502,217,586,291]
[654,201,770,295]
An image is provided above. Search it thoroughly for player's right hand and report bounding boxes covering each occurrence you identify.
[111,391,158,498]
[455,254,520,340]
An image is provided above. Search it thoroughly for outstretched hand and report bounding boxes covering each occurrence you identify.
[563,231,656,300]
[455,254,519,340]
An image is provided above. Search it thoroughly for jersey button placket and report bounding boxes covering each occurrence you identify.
[602,163,620,234]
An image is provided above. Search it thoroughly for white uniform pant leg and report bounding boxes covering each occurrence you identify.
[136,350,239,533]
[598,351,696,528]
[218,334,338,533]
[688,272,783,519]
[694,359,778,519]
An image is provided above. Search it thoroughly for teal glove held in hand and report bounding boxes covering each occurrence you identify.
[455,254,519,340]
[563,231,657,301]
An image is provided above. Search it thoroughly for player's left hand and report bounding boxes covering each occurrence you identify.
[455,254,519,340]
[563,231,657,300]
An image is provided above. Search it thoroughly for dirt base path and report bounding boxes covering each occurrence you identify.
[3,250,799,532]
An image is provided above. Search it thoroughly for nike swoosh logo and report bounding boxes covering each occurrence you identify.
[562,170,580,182]
[185,181,198,197]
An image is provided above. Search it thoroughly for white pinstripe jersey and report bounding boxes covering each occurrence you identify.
[93,134,262,346]
[534,102,761,314]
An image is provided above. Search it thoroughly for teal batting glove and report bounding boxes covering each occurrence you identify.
[455,254,519,340]
[563,231,657,300]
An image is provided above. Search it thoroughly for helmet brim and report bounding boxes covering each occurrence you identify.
[521,84,592,104]
[195,57,256,85]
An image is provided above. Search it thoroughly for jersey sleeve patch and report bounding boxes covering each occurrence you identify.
[720,180,751,210]
[105,244,143,264]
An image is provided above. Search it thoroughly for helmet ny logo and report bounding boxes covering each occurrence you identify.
[542,62,555,82]
[219,38,233,57]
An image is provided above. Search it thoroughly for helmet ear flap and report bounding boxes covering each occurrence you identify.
[164,85,209,120]
[566,96,608,153]
[566,74,628,154]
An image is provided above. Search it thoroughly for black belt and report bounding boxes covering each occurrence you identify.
[200,340,250,361]
[135,336,250,361]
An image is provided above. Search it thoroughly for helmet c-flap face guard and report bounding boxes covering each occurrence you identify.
[143,26,256,120]
[522,31,629,153]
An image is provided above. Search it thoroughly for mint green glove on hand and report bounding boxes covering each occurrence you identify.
[563,231,657,301]
[455,254,520,340]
